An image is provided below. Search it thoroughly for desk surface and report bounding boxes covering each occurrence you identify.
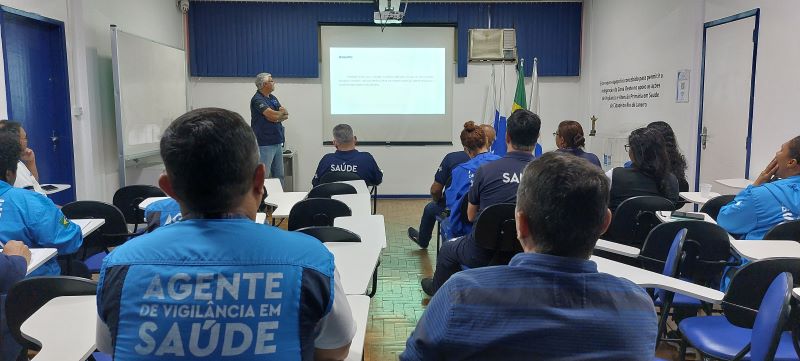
[337,180,370,195]
[679,191,722,205]
[138,196,170,210]
[332,194,372,217]
[656,211,716,224]
[716,178,752,189]
[26,248,58,275]
[265,192,308,218]
[21,295,96,361]
[72,219,106,237]
[592,255,725,304]
[594,239,640,258]
[335,215,387,249]
[41,184,71,195]
[346,295,370,361]
[326,241,382,295]
[730,240,800,261]
[264,178,284,196]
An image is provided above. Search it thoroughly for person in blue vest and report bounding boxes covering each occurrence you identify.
[422,110,540,295]
[718,135,800,239]
[441,122,500,241]
[0,132,82,277]
[312,124,382,187]
[97,108,355,360]
[251,72,289,184]
[402,152,657,360]
[143,198,182,231]
[554,120,601,168]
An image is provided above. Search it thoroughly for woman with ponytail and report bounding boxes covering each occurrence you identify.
[555,120,602,168]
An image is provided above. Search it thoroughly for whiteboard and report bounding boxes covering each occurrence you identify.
[111,27,186,161]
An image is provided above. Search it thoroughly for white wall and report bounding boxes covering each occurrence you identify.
[0,0,183,202]
[190,65,581,195]
[582,0,705,184]
[705,0,800,175]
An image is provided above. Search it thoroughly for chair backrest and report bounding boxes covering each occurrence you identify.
[656,228,688,303]
[472,203,522,265]
[62,201,131,254]
[639,221,732,287]
[723,258,800,328]
[749,272,793,361]
[318,171,361,184]
[288,198,352,231]
[699,194,736,221]
[763,219,800,241]
[295,226,361,243]
[605,196,675,247]
[308,183,357,199]
[4,276,97,350]
[112,185,166,225]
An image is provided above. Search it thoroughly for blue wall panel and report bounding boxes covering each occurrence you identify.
[189,2,581,78]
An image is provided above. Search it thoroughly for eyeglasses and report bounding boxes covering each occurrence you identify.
[624,144,631,152]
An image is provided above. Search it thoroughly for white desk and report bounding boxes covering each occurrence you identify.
[333,194,372,217]
[656,211,716,224]
[26,248,58,275]
[679,191,722,205]
[594,239,640,258]
[326,241,382,295]
[72,219,106,237]
[337,180,370,195]
[265,192,308,219]
[21,295,97,361]
[346,295,370,361]
[41,184,71,195]
[730,240,800,261]
[716,178,752,189]
[793,288,800,299]
[264,178,284,196]
[137,196,170,210]
[592,255,724,304]
[335,215,387,249]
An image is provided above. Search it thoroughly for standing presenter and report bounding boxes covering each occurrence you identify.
[251,72,289,184]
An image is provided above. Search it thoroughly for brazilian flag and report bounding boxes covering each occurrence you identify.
[512,60,526,112]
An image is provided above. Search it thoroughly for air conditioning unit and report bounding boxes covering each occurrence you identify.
[469,29,517,61]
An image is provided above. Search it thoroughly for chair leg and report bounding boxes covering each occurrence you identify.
[678,339,688,361]
[368,265,378,298]
[656,298,672,343]
[731,344,751,361]
[370,186,377,215]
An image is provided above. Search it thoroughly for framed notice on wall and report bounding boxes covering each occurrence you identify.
[676,69,690,103]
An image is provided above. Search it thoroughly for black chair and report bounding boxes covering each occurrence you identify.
[472,203,522,266]
[700,194,736,221]
[4,276,97,356]
[112,185,166,232]
[318,171,379,214]
[62,201,139,273]
[763,219,800,241]
[307,183,357,199]
[288,198,352,231]
[604,196,675,248]
[296,226,361,243]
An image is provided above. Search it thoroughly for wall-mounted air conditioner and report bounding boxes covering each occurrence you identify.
[469,29,516,61]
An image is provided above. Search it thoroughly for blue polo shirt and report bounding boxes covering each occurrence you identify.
[0,180,82,276]
[444,152,501,238]
[557,147,602,168]
[434,151,470,186]
[402,252,658,360]
[312,149,383,186]
[143,198,182,231]
[250,91,284,146]
[468,150,535,213]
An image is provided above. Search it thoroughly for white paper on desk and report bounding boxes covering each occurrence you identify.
[27,248,57,275]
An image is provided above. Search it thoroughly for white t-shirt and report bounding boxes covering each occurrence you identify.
[14,161,45,195]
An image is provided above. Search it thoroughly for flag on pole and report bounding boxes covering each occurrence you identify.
[511,59,526,112]
[529,57,539,113]
[492,110,507,155]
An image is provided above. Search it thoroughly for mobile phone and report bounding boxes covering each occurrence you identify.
[671,211,705,220]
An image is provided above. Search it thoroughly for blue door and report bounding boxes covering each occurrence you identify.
[1,7,75,204]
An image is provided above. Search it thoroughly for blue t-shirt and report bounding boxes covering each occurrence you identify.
[0,181,82,276]
[556,147,602,168]
[97,218,346,360]
[144,198,182,231]
[401,252,657,360]
[717,175,800,239]
[468,151,535,213]
[444,152,501,238]
[312,149,383,186]
[434,151,470,186]
[250,91,284,146]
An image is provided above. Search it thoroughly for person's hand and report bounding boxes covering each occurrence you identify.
[753,157,779,186]
[20,147,35,165]
[3,240,31,265]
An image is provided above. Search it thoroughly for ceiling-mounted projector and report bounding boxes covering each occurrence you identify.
[374,0,404,24]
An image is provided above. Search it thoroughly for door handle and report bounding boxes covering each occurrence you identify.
[701,126,708,150]
[50,130,59,152]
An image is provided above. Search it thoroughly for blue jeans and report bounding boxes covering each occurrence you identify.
[432,234,494,291]
[259,144,285,184]
[417,201,445,248]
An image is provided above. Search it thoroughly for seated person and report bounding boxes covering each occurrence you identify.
[554,120,601,168]
[718,136,800,239]
[97,108,355,360]
[312,124,382,186]
[606,127,679,212]
[143,197,182,231]
[0,241,31,361]
[0,120,44,195]
[0,133,82,276]
[480,123,496,148]
[647,121,689,192]
[422,110,540,295]
[402,152,657,360]
[442,122,500,240]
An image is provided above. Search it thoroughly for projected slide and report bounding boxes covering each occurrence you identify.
[330,48,445,115]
